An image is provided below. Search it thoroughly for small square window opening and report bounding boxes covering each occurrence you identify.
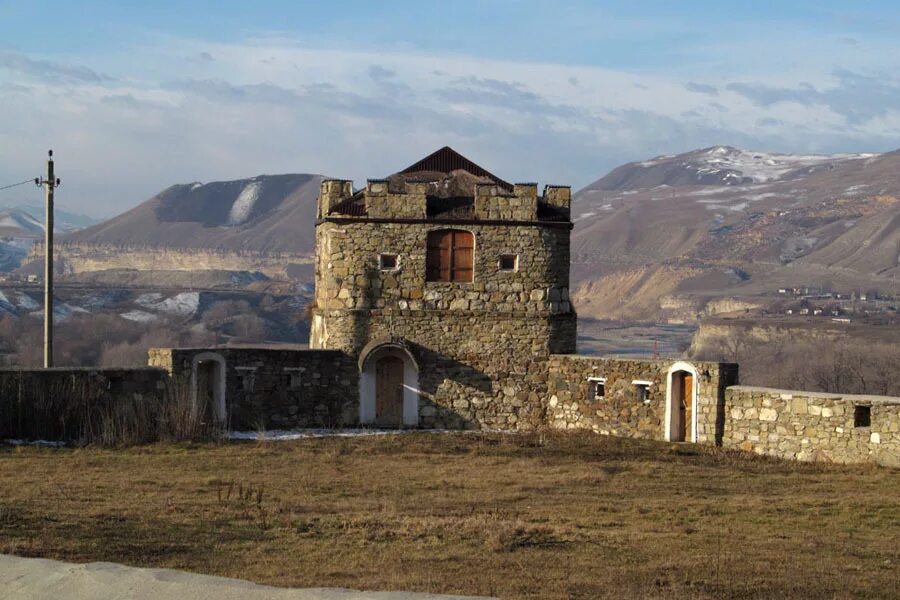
[236,367,256,392]
[632,381,651,403]
[854,405,871,428]
[379,254,399,270]
[588,377,606,400]
[285,368,303,390]
[499,254,518,271]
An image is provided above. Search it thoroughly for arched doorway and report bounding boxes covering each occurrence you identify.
[666,361,698,442]
[191,352,226,427]
[359,340,419,427]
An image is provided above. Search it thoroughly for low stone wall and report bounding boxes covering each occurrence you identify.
[149,347,358,430]
[0,368,168,442]
[723,386,900,467]
[546,356,738,443]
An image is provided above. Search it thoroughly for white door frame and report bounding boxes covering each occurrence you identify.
[665,361,699,442]
[359,346,420,427]
[191,352,227,426]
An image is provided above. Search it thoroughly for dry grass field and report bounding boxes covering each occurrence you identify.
[0,432,898,599]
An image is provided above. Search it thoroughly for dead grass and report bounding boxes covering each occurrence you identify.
[0,432,898,599]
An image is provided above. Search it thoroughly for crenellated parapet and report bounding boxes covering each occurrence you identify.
[474,183,538,221]
[543,185,571,220]
[365,180,428,219]
[317,179,354,219]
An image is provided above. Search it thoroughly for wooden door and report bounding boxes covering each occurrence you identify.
[682,373,693,442]
[375,356,405,426]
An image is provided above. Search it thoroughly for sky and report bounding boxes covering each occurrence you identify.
[1,1,899,217]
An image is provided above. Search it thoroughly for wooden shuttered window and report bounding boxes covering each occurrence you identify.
[426,229,474,282]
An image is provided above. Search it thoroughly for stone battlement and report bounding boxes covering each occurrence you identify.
[318,178,572,224]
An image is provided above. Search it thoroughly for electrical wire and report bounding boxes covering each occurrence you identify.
[0,179,35,192]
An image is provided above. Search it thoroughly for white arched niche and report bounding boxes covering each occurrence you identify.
[665,361,699,442]
[359,344,420,427]
[190,352,227,426]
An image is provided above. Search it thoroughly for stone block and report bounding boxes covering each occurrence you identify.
[759,408,778,422]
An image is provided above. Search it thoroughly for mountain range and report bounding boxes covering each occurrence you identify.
[64,174,322,254]
[570,146,900,319]
[34,145,900,322]
[0,205,99,237]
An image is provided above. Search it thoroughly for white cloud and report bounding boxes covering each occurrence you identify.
[0,37,898,217]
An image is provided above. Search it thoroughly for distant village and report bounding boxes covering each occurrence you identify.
[773,286,898,323]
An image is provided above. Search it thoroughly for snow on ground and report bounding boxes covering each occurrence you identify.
[228,180,261,226]
[0,291,16,314]
[638,154,675,167]
[696,146,876,183]
[687,184,770,197]
[121,310,160,323]
[227,429,493,441]
[134,292,199,317]
[80,291,126,310]
[3,430,497,448]
[15,293,39,310]
[28,303,87,322]
[0,210,44,234]
[152,292,200,317]
[3,438,66,447]
[843,184,870,196]
[703,202,749,212]
[135,293,164,308]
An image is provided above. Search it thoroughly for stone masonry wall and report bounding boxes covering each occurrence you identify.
[313,220,572,316]
[313,309,575,429]
[723,386,900,467]
[546,356,738,443]
[149,347,358,431]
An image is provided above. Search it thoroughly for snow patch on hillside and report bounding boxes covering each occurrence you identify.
[135,292,199,317]
[29,303,87,323]
[15,293,39,310]
[0,210,44,235]
[697,147,876,183]
[154,292,200,317]
[228,181,262,226]
[0,291,16,314]
[135,293,163,307]
[121,310,159,323]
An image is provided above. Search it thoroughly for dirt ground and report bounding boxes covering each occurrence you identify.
[1,432,898,599]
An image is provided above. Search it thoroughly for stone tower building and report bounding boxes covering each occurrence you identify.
[310,147,576,429]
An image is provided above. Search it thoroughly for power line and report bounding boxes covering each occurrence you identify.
[0,179,35,192]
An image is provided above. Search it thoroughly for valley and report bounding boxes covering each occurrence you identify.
[2,145,898,389]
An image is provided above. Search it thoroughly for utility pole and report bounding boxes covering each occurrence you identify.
[35,150,60,368]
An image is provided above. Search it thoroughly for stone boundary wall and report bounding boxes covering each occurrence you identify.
[0,368,168,442]
[723,386,900,467]
[149,347,358,430]
[546,356,738,443]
